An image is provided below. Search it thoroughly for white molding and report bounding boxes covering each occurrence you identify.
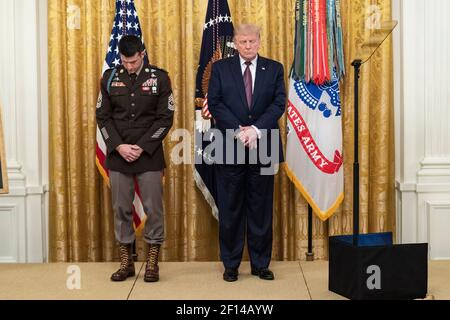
[398,0,426,184]
[6,162,26,196]
[420,158,450,168]
[26,186,46,195]
[416,184,450,193]
[418,159,450,189]
[0,203,24,263]
[395,181,417,192]
[0,205,17,262]
[398,189,418,244]
[426,201,450,260]
[0,0,48,263]
[0,0,18,163]
[394,0,450,259]
[38,0,49,263]
[423,0,450,158]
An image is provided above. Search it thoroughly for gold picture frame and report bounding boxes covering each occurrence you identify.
[0,101,9,194]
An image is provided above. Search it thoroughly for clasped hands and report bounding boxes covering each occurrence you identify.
[116,144,144,163]
[236,126,258,150]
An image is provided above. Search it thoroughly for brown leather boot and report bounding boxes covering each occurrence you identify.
[111,244,135,281]
[144,244,160,282]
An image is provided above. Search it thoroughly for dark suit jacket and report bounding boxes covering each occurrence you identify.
[96,63,174,173]
[208,55,286,165]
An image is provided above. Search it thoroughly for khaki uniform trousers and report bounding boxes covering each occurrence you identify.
[110,170,164,245]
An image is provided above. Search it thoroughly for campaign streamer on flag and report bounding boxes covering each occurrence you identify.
[95,0,147,230]
[194,0,235,220]
[285,0,345,221]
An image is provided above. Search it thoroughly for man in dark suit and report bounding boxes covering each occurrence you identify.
[208,24,286,282]
[96,35,174,283]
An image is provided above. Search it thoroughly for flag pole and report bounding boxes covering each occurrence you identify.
[351,59,361,246]
[132,241,137,261]
[350,21,398,246]
[306,204,314,261]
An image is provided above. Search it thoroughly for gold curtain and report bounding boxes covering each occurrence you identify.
[49,0,394,262]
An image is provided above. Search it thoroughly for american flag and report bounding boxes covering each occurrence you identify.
[194,0,235,219]
[95,0,147,229]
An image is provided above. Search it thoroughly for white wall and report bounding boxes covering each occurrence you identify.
[394,0,450,259]
[0,0,48,263]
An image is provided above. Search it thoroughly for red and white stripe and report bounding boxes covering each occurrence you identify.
[202,94,212,119]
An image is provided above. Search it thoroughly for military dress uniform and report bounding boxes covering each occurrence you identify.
[96,62,174,282]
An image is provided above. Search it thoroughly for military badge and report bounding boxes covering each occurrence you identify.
[142,79,158,87]
[111,82,126,87]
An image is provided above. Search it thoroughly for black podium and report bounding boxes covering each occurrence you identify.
[329,233,428,300]
[328,21,428,300]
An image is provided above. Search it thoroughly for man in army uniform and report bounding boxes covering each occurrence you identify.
[96,35,174,282]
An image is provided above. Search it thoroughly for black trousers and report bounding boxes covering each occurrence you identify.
[215,164,274,270]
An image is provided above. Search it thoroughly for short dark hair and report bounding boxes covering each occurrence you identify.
[118,35,144,57]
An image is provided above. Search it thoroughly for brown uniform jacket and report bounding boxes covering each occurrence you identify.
[96,63,174,173]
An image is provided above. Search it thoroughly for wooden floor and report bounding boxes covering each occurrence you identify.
[0,260,447,300]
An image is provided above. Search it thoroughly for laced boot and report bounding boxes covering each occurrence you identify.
[144,244,161,282]
[111,244,135,281]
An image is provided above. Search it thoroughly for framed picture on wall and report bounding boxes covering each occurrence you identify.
[0,101,8,194]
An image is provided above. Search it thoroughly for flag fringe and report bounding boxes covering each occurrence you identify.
[283,163,344,221]
[193,169,219,220]
[134,217,146,234]
[95,157,110,187]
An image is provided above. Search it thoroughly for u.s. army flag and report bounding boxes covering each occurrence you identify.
[285,78,344,221]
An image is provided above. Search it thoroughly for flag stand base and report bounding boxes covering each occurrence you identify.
[305,252,314,262]
[328,49,428,300]
[329,232,428,300]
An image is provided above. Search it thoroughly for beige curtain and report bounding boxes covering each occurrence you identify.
[49,0,394,262]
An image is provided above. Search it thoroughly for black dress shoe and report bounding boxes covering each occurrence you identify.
[251,268,275,280]
[223,268,238,282]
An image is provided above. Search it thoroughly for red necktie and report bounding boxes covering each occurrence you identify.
[243,61,253,108]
